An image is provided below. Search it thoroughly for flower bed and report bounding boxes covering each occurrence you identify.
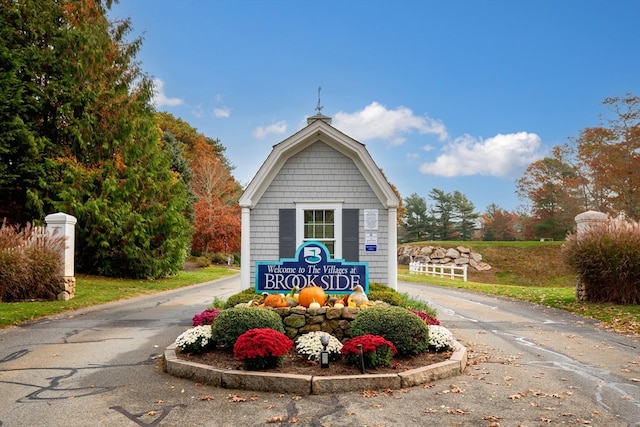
[166,304,467,394]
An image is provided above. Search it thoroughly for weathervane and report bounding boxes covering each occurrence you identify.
[315,86,323,114]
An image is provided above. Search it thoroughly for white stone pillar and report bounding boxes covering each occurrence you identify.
[575,210,608,237]
[573,210,607,301]
[45,212,77,300]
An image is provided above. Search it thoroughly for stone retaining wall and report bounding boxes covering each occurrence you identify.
[397,244,492,271]
[269,306,362,341]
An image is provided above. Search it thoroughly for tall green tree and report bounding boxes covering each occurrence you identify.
[0,0,191,278]
[452,191,478,240]
[402,193,432,242]
[429,188,456,240]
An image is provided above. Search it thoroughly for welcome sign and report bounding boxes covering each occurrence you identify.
[256,241,368,294]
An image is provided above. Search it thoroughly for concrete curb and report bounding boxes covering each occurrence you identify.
[164,341,467,395]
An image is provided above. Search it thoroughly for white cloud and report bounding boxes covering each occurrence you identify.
[333,102,448,145]
[419,132,543,178]
[152,78,183,107]
[213,107,231,118]
[252,121,287,139]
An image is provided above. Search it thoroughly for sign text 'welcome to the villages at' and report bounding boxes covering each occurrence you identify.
[255,241,368,294]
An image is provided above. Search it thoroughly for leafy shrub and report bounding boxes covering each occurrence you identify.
[295,331,343,362]
[368,282,388,292]
[194,256,210,268]
[224,288,260,308]
[192,308,220,326]
[367,290,405,306]
[563,220,640,304]
[367,283,435,312]
[175,325,215,354]
[350,306,430,356]
[211,307,284,347]
[210,252,232,265]
[0,222,65,302]
[233,328,293,370]
[341,334,397,368]
[397,292,436,312]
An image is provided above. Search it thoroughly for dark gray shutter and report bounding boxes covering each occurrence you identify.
[342,209,359,261]
[279,209,296,258]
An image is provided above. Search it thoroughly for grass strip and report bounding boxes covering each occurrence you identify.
[0,267,238,328]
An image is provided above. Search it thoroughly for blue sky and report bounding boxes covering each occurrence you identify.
[108,0,639,213]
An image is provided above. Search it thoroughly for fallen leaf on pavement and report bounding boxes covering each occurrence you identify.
[266,416,284,423]
[229,394,247,402]
[483,415,502,421]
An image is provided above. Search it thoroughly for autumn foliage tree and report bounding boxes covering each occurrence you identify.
[156,112,241,256]
[0,0,192,278]
[190,141,241,254]
[480,204,521,241]
[518,94,640,239]
[516,155,581,240]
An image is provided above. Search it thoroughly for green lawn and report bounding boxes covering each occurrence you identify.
[398,266,640,335]
[0,266,238,328]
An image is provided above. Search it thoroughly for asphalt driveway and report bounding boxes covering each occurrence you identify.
[0,275,638,426]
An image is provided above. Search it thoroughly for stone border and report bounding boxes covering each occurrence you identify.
[164,341,467,395]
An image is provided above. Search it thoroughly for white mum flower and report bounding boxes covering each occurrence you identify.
[428,325,455,351]
[295,331,343,361]
[175,325,213,353]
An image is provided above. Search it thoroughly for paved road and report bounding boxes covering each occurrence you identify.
[0,275,638,426]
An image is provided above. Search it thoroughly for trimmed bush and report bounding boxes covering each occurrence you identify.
[367,290,405,307]
[350,306,430,356]
[563,220,640,304]
[211,307,285,347]
[224,288,260,308]
[194,256,210,268]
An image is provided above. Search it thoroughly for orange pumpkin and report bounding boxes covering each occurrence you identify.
[263,294,288,308]
[298,286,327,308]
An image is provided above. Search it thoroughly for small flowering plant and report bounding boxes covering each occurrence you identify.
[192,308,220,326]
[410,309,440,325]
[295,331,343,362]
[233,328,293,370]
[428,325,456,352]
[175,325,215,354]
[341,334,397,368]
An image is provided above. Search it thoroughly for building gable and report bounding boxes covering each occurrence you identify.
[239,119,399,209]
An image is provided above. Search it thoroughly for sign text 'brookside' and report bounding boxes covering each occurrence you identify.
[255,241,368,294]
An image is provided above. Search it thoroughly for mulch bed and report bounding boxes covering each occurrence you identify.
[177,348,451,377]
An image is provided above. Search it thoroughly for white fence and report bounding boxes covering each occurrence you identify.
[409,262,468,282]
